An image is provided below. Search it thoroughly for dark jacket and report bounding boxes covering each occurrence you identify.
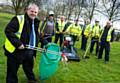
[101,26,114,42]
[63,22,72,32]
[3,13,40,57]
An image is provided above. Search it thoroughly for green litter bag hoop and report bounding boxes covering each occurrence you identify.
[39,43,61,80]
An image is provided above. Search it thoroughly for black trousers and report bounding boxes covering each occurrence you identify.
[54,33,64,47]
[6,50,35,83]
[81,35,88,51]
[98,41,110,61]
[70,35,77,46]
[90,38,99,55]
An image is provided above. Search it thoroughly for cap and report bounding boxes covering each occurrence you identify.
[95,19,99,22]
[49,11,54,15]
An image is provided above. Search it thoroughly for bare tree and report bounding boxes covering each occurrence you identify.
[10,0,33,15]
[10,0,43,15]
[75,0,85,19]
[53,0,63,18]
[84,0,100,21]
[66,0,77,20]
[97,0,120,22]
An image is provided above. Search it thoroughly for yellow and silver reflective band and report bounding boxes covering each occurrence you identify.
[5,15,24,53]
[16,15,24,38]
[38,21,43,33]
[107,28,113,42]
[58,21,65,32]
[92,25,100,37]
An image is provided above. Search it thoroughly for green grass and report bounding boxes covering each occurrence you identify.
[0,12,120,83]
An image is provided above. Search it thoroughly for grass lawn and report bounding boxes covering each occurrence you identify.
[0,12,120,83]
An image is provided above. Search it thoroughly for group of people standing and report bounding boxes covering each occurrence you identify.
[3,3,114,83]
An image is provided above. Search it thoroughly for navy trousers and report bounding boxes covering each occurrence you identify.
[81,35,88,51]
[90,38,99,55]
[6,50,35,83]
[98,41,110,61]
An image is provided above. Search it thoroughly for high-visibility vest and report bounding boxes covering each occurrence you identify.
[101,27,113,42]
[92,25,101,37]
[40,20,56,34]
[67,23,82,36]
[5,15,25,53]
[56,20,65,33]
[84,24,92,37]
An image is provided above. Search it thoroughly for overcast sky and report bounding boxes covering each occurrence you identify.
[0,0,11,4]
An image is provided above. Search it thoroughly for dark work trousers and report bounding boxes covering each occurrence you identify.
[6,50,35,83]
[70,35,77,46]
[98,41,110,61]
[90,37,99,55]
[54,33,64,47]
[81,35,88,51]
[41,35,52,48]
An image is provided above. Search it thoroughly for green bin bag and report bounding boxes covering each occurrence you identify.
[39,43,61,80]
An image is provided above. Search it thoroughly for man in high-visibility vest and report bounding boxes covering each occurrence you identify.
[54,16,66,47]
[66,18,82,46]
[90,19,102,56]
[63,17,74,33]
[40,11,57,48]
[3,3,39,83]
[81,19,92,51]
[98,21,114,63]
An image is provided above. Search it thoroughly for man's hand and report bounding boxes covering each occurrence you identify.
[18,44,25,49]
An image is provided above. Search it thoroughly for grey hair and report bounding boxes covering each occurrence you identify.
[27,3,39,10]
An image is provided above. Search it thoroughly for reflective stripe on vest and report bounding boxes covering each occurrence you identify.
[69,24,82,36]
[84,24,92,36]
[41,21,56,34]
[100,27,113,42]
[92,25,100,37]
[107,28,113,42]
[56,20,65,33]
[5,15,24,53]
[38,21,43,33]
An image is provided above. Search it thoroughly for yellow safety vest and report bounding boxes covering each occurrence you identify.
[92,25,101,37]
[84,24,92,37]
[56,20,65,33]
[67,23,82,36]
[40,20,56,34]
[5,15,25,53]
[101,27,113,42]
